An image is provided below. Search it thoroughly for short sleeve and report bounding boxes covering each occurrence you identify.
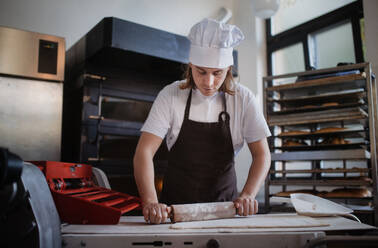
[141,85,172,139]
[242,93,271,143]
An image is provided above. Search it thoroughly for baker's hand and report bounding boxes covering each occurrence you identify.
[142,202,171,224]
[234,196,258,216]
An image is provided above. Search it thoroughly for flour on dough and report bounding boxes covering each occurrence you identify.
[170,214,329,229]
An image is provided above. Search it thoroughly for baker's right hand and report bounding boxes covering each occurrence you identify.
[142,202,171,224]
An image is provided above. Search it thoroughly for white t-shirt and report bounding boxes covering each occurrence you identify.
[141,80,271,155]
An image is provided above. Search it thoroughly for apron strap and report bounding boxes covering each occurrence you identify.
[184,89,229,123]
[183,89,193,120]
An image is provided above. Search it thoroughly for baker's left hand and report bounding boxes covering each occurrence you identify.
[234,195,258,216]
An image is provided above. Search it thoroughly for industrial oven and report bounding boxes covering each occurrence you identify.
[61,17,190,197]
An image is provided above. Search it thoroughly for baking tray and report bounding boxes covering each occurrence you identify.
[276,129,367,139]
[269,179,372,186]
[274,143,367,151]
[268,107,368,126]
[270,102,365,115]
[270,149,370,161]
[269,168,370,174]
[265,73,366,92]
[268,89,365,105]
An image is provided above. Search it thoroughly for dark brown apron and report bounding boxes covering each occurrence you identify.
[161,89,237,205]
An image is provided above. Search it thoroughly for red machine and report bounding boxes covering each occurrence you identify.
[31,161,141,224]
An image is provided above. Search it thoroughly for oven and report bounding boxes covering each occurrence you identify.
[62,17,189,198]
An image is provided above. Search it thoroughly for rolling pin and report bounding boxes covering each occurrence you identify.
[169,202,236,223]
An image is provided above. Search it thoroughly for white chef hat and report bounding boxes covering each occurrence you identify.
[188,18,244,68]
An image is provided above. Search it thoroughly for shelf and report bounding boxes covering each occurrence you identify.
[269,195,373,201]
[89,159,168,175]
[270,102,365,115]
[82,118,143,136]
[270,115,367,126]
[269,168,370,174]
[263,62,377,224]
[268,107,368,126]
[268,89,365,104]
[276,129,367,139]
[271,149,370,161]
[269,179,372,186]
[274,143,367,151]
[266,73,366,92]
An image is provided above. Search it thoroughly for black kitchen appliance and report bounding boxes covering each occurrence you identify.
[62,17,190,196]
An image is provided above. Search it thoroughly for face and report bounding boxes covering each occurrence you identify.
[190,63,230,96]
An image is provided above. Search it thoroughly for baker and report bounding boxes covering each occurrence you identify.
[133,18,271,224]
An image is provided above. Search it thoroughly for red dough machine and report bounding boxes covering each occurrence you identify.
[32,161,141,224]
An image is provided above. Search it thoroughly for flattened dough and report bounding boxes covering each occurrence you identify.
[170,214,329,229]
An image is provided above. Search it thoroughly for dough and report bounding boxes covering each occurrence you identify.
[325,188,372,198]
[322,102,339,107]
[171,202,235,223]
[283,140,308,146]
[279,130,310,136]
[276,186,372,198]
[301,105,317,109]
[312,127,346,134]
[170,214,329,229]
[320,137,350,145]
[275,190,318,197]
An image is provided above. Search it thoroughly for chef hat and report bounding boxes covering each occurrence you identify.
[188,18,244,68]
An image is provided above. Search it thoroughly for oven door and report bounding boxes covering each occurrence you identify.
[82,95,167,198]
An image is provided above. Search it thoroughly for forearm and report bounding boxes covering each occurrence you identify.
[240,152,271,198]
[133,152,158,204]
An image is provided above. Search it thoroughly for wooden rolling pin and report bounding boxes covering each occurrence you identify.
[169,202,236,223]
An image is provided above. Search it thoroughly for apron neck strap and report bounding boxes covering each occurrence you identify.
[184,89,227,120]
[184,89,193,120]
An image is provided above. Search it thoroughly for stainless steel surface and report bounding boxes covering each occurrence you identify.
[305,235,378,248]
[21,162,61,248]
[0,76,62,161]
[62,231,325,248]
[61,214,376,247]
[62,214,376,234]
[0,26,65,81]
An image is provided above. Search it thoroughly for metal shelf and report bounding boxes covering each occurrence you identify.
[268,89,365,104]
[269,168,370,174]
[271,149,370,161]
[274,143,367,151]
[270,102,365,115]
[268,107,368,126]
[263,63,378,224]
[276,129,367,139]
[269,179,372,186]
[266,73,366,92]
[269,194,373,200]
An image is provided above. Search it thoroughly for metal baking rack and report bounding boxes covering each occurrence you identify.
[263,63,377,225]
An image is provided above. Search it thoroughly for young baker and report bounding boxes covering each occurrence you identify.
[134,18,271,224]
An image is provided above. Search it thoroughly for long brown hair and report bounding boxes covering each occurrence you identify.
[179,65,235,95]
